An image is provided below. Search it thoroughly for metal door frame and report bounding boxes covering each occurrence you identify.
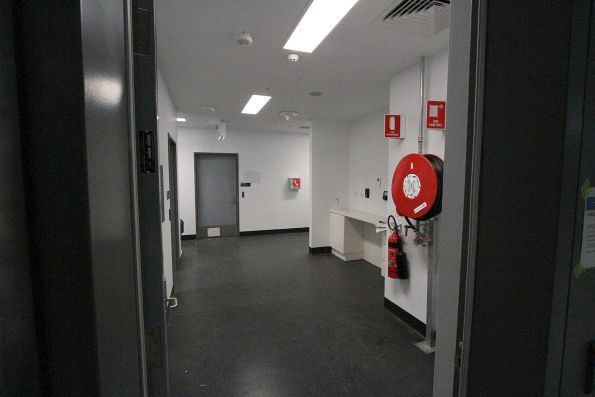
[545,0,594,394]
[194,152,240,238]
[431,1,487,395]
[130,0,169,395]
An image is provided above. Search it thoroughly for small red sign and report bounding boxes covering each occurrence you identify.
[290,178,301,190]
[426,101,446,130]
[385,114,402,138]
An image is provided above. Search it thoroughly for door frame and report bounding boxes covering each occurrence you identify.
[168,135,180,270]
[545,0,593,394]
[431,1,486,395]
[194,152,240,238]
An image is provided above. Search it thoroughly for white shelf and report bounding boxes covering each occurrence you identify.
[330,208,387,232]
[329,208,388,270]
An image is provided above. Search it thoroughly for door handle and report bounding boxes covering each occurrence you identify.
[166,296,178,309]
[585,341,595,394]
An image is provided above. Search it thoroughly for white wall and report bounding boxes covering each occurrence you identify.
[348,111,389,216]
[177,127,310,235]
[309,120,350,248]
[157,70,177,298]
[385,49,449,323]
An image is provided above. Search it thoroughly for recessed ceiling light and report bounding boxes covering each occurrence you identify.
[202,106,216,113]
[309,91,323,97]
[284,0,359,53]
[241,94,272,115]
[176,117,187,122]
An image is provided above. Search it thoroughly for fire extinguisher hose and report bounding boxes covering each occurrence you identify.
[387,215,398,232]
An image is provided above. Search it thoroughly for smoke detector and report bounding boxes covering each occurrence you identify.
[287,53,300,63]
[280,111,299,121]
[236,31,253,47]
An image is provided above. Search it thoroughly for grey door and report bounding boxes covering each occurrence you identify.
[195,154,239,238]
[558,3,595,394]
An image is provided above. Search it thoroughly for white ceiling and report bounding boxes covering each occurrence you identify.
[155,0,449,132]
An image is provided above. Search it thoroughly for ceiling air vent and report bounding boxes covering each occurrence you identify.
[381,0,450,35]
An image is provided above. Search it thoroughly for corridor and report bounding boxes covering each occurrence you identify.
[168,233,433,396]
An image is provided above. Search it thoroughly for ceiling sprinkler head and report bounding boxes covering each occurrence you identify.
[280,111,299,121]
[236,31,253,47]
[287,53,300,63]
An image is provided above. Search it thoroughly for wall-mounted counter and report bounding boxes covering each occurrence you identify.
[329,208,387,269]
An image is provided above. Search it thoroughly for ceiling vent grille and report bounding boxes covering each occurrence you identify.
[381,0,450,35]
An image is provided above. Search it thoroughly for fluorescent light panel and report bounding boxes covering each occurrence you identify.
[241,95,271,115]
[284,0,359,53]
[176,117,187,122]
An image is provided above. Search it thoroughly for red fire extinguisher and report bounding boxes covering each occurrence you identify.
[387,215,408,280]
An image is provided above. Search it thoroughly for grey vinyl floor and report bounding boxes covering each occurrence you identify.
[168,232,433,397]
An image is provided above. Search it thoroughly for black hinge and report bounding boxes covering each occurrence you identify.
[133,7,151,56]
[455,340,463,369]
[585,341,595,394]
[145,327,163,369]
[138,130,156,173]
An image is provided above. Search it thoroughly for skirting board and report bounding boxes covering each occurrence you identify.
[181,234,196,241]
[240,227,308,236]
[309,246,331,255]
[331,249,363,262]
[383,297,426,337]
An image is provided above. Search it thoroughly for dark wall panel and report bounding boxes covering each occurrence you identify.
[466,1,572,395]
[16,1,144,394]
[0,1,41,395]
[80,0,144,394]
[15,1,100,395]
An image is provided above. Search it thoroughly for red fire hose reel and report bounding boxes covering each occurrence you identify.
[391,153,444,221]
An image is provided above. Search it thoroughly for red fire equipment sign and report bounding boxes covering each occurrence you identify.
[426,101,446,130]
[385,114,404,138]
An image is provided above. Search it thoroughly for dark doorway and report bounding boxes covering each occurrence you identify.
[194,153,239,238]
[168,136,180,270]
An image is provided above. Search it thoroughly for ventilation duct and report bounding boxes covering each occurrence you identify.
[381,0,450,35]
